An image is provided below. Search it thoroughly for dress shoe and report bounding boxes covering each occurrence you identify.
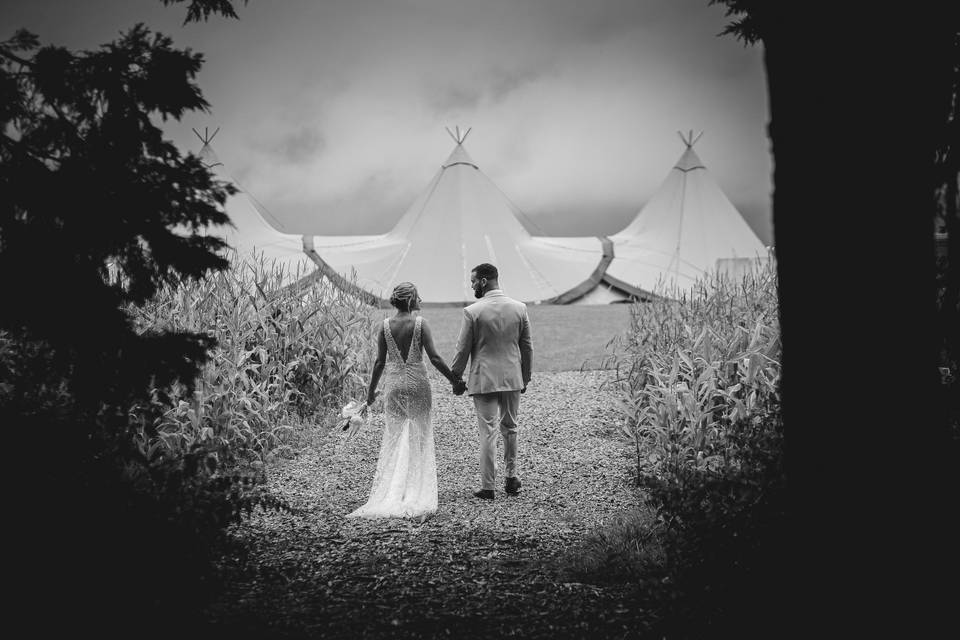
[505,477,522,495]
[473,489,495,500]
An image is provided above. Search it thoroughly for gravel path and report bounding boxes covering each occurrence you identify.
[204,370,653,638]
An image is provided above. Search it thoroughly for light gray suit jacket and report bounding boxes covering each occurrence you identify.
[451,290,533,395]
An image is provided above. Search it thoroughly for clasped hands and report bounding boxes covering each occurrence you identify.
[371,377,507,400]
[450,380,529,395]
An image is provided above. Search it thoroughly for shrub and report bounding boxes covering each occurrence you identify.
[1,250,380,634]
[640,404,787,637]
[1,326,291,636]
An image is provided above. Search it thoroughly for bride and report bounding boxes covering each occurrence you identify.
[348,282,466,519]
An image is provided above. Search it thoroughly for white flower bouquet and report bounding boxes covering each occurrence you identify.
[338,400,369,441]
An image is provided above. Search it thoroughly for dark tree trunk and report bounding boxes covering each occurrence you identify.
[759,6,958,637]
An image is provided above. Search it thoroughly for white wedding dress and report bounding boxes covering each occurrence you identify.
[347,316,438,519]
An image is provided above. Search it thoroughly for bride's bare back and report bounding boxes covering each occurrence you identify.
[386,315,418,362]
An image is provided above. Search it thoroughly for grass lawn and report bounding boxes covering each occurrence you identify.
[398,303,634,372]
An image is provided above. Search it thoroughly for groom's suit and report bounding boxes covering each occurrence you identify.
[451,290,533,492]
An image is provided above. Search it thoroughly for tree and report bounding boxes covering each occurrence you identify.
[1,1,253,635]
[708,2,958,637]
[1,24,230,424]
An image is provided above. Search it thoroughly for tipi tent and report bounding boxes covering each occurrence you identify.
[195,129,315,284]
[602,131,769,298]
[306,128,609,305]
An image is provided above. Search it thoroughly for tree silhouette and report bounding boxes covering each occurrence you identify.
[161,0,245,23]
[1,24,231,417]
[708,2,958,637]
[1,1,254,636]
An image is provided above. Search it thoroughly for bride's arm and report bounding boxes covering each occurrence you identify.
[366,327,387,406]
[420,319,462,384]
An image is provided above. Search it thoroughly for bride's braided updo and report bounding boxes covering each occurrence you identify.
[389,282,419,312]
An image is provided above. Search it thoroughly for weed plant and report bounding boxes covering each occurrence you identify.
[132,251,378,462]
[604,259,779,481]
[585,258,787,637]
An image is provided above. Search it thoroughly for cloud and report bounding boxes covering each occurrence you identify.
[424,65,544,115]
[262,126,327,164]
[150,0,772,237]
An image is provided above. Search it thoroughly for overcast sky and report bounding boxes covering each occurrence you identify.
[1,0,772,243]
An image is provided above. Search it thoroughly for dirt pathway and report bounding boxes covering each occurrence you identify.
[203,370,653,639]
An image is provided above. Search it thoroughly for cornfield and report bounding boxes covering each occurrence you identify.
[605,259,781,480]
[131,253,378,461]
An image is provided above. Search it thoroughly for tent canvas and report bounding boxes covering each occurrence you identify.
[603,131,769,298]
[195,131,315,284]
[307,129,609,305]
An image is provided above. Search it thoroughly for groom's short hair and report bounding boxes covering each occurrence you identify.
[472,263,498,280]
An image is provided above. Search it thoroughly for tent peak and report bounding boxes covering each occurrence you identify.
[445,125,472,146]
[677,129,703,148]
[192,125,220,146]
[442,128,479,170]
[192,126,222,168]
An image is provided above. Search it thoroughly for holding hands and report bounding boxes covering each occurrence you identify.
[452,378,467,396]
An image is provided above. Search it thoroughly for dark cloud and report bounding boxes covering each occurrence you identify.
[429,85,484,114]
[548,0,678,42]
[487,66,543,102]
[271,127,327,164]
[426,66,543,114]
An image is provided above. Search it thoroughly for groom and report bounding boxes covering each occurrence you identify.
[451,263,533,500]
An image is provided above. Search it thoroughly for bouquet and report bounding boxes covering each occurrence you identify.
[338,400,369,441]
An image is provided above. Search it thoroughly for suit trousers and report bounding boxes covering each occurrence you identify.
[472,390,520,490]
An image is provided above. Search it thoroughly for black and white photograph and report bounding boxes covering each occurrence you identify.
[1,1,956,638]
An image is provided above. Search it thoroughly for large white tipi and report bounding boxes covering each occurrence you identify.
[602,131,769,298]
[306,128,609,305]
[195,129,316,283]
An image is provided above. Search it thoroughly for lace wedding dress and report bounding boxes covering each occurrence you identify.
[347,316,438,519]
